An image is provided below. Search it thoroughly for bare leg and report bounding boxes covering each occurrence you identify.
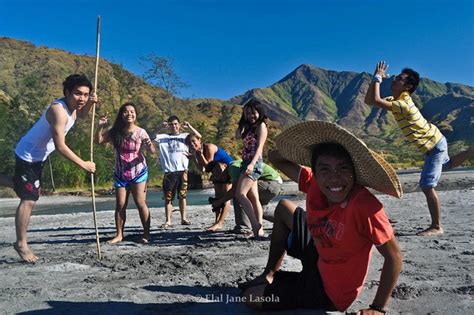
[418,187,444,236]
[164,200,173,226]
[207,183,231,231]
[247,182,264,236]
[108,188,130,244]
[448,146,474,168]
[130,182,151,243]
[179,197,190,224]
[0,174,14,188]
[235,175,261,237]
[14,199,38,263]
[241,199,298,309]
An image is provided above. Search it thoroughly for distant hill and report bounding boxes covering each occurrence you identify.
[0,37,472,189]
[232,64,473,164]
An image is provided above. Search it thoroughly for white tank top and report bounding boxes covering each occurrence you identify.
[15,98,76,162]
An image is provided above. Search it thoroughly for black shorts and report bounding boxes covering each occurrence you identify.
[13,156,43,201]
[163,171,188,202]
[262,207,336,311]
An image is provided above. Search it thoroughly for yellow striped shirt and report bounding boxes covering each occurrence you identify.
[386,92,442,153]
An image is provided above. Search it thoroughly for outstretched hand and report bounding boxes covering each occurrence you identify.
[98,115,109,127]
[374,61,389,79]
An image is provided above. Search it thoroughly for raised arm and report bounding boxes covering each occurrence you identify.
[47,104,95,173]
[358,237,402,314]
[182,121,202,139]
[268,149,301,183]
[96,115,111,144]
[77,92,98,119]
[364,61,393,110]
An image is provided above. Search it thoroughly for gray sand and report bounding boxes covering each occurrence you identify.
[0,170,473,314]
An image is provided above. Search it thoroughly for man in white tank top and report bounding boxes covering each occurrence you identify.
[0,74,98,263]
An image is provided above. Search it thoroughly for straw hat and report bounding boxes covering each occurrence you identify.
[275,121,402,198]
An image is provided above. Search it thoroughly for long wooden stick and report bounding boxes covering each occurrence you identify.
[90,15,102,260]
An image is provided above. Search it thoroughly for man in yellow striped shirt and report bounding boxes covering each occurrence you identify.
[365,61,474,236]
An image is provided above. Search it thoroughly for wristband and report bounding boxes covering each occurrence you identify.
[373,74,383,83]
[369,304,387,314]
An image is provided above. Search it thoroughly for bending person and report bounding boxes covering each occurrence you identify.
[96,102,156,244]
[365,61,474,236]
[209,159,282,235]
[0,74,97,263]
[186,133,234,231]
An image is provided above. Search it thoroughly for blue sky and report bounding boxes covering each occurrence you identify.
[1,0,473,99]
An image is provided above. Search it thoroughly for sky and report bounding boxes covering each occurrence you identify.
[1,0,473,99]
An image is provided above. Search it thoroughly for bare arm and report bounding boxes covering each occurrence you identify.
[268,149,301,183]
[182,121,202,138]
[364,61,393,110]
[96,116,111,144]
[143,137,157,155]
[47,104,95,172]
[358,237,402,314]
[77,92,98,119]
[235,125,243,139]
[212,184,236,207]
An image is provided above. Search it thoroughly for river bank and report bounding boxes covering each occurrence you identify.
[0,171,473,314]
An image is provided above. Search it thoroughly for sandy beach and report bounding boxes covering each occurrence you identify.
[0,170,473,314]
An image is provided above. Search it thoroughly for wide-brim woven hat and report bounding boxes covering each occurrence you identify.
[276,121,403,198]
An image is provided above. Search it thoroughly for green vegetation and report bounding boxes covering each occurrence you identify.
[0,38,473,194]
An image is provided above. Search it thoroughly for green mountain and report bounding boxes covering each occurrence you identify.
[233,64,473,166]
[0,38,472,190]
[0,37,245,188]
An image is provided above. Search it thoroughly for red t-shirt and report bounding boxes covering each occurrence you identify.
[298,167,393,311]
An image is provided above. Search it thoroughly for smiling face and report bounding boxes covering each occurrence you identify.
[188,135,202,151]
[244,106,260,124]
[168,119,181,134]
[64,85,90,111]
[314,154,355,206]
[121,105,136,124]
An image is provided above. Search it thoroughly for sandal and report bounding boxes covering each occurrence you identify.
[181,219,192,226]
[161,223,172,229]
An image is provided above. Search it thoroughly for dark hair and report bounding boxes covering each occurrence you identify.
[238,99,268,137]
[62,74,93,96]
[109,103,137,149]
[167,115,180,123]
[205,160,219,173]
[311,142,355,176]
[185,133,200,147]
[401,68,420,93]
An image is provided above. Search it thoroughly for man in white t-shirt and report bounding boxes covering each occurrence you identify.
[0,74,97,263]
[154,116,201,228]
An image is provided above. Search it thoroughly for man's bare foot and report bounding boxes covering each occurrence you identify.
[13,242,38,263]
[417,227,444,236]
[206,223,223,231]
[107,236,123,244]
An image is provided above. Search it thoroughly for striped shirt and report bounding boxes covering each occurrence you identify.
[115,127,149,181]
[386,92,442,153]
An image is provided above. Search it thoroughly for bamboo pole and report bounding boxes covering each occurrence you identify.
[90,16,102,260]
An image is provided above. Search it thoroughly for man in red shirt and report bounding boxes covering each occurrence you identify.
[240,121,402,314]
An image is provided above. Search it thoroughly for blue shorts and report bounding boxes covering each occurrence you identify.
[419,136,451,189]
[114,169,148,188]
[240,159,263,181]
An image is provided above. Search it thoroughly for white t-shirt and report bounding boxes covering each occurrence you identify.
[154,133,189,172]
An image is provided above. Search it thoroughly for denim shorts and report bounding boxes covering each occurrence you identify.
[419,136,451,189]
[114,169,149,188]
[240,159,263,181]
